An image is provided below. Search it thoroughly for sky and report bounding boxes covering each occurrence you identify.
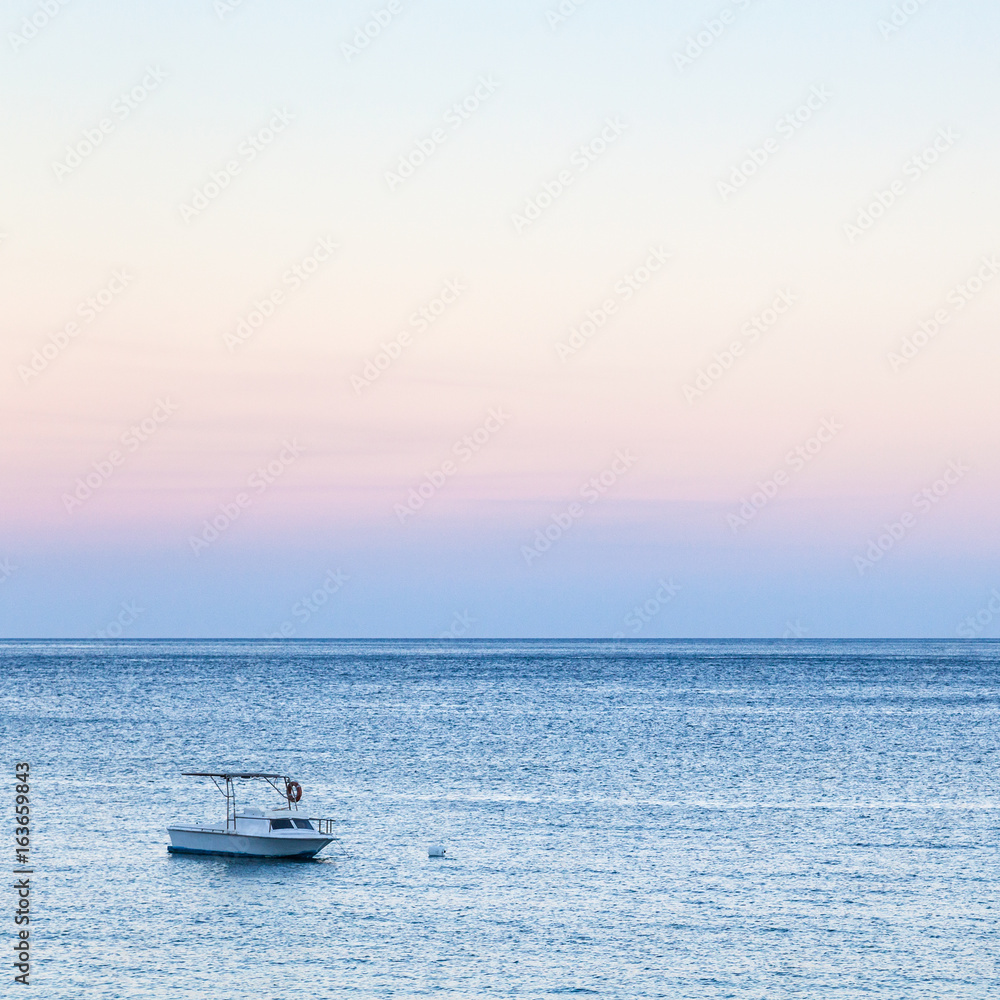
[2,0,999,637]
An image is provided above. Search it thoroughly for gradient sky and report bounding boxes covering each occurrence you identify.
[3,0,999,636]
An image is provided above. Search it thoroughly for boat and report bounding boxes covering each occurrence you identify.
[167,771,337,859]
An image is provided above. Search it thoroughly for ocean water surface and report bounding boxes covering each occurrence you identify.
[1,639,998,998]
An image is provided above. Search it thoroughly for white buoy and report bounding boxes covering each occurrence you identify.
[428,843,446,858]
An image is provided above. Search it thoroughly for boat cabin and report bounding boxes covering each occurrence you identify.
[232,806,319,835]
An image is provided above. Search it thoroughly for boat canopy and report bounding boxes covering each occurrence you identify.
[182,771,290,779]
[180,771,304,829]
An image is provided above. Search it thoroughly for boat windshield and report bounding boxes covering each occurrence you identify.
[269,819,294,830]
[293,819,314,830]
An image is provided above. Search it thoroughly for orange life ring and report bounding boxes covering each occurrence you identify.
[287,781,302,803]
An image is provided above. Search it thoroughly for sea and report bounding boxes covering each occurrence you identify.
[1,639,998,999]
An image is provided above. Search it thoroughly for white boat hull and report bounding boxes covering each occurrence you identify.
[167,825,332,859]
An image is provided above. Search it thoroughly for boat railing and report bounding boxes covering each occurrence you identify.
[309,817,340,836]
